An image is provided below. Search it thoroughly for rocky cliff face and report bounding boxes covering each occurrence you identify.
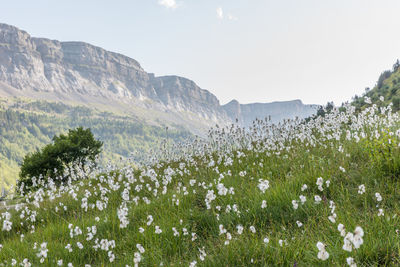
[0,23,317,133]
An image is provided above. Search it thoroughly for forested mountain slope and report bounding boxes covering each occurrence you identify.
[0,98,190,189]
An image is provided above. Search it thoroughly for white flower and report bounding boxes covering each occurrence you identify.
[375,193,382,202]
[199,247,207,261]
[338,223,346,237]
[147,215,154,226]
[317,250,329,261]
[301,184,308,191]
[77,242,84,249]
[314,195,322,204]
[292,200,299,210]
[358,184,365,194]
[316,177,324,191]
[249,226,256,233]
[219,224,227,235]
[354,226,364,237]
[316,241,325,251]
[378,208,384,216]
[263,237,269,245]
[257,179,270,193]
[155,225,162,234]
[299,195,306,204]
[261,200,267,209]
[328,213,336,223]
[343,233,354,252]
[136,243,145,254]
[296,221,303,227]
[237,225,243,235]
[316,242,329,261]
[347,257,356,267]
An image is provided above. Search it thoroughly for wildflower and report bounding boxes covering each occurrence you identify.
[199,247,207,261]
[328,213,336,223]
[375,193,382,202]
[155,225,162,234]
[325,180,330,187]
[257,179,270,193]
[338,223,346,237]
[249,226,256,233]
[224,232,232,245]
[296,221,303,227]
[108,251,115,262]
[314,195,322,204]
[263,237,270,245]
[316,242,329,261]
[261,200,267,209]
[299,195,306,204]
[292,200,299,210]
[219,224,227,235]
[134,252,142,265]
[346,257,356,267]
[316,177,324,191]
[237,225,244,235]
[77,242,84,249]
[36,242,48,263]
[172,227,179,237]
[378,209,384,216]
[147,215,154,226]
[65,243,73,252]
[343,232,353,252]
[352,226,364,248]
[358,185,365,194]
[301,184,308,191]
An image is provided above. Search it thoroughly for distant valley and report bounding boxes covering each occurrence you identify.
[0,23,317,188]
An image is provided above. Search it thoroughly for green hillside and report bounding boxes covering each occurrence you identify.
[0,103,399,266]
[353,60,400,111]
[0,97,191,190]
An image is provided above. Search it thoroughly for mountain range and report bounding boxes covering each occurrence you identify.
[0,23,317,133]
[0,23,319,189]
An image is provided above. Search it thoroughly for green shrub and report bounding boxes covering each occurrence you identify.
[17,127,102,192]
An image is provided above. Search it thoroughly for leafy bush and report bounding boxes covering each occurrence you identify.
[17,127,102,192]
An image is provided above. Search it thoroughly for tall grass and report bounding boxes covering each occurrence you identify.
[1,103,400,266]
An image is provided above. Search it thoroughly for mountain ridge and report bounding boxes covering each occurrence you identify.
[0,22,317,132]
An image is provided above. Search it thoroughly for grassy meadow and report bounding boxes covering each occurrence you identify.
[0,102,400,266]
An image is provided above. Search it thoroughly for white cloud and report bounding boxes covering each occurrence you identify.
[216,7,224,20]
[227,14,238,21]
[158,0,177,9]
[216,7,238,21]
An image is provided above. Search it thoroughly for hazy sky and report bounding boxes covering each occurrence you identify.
[2,0,400,105]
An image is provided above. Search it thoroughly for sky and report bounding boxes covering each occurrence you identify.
[2,0,400,105]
